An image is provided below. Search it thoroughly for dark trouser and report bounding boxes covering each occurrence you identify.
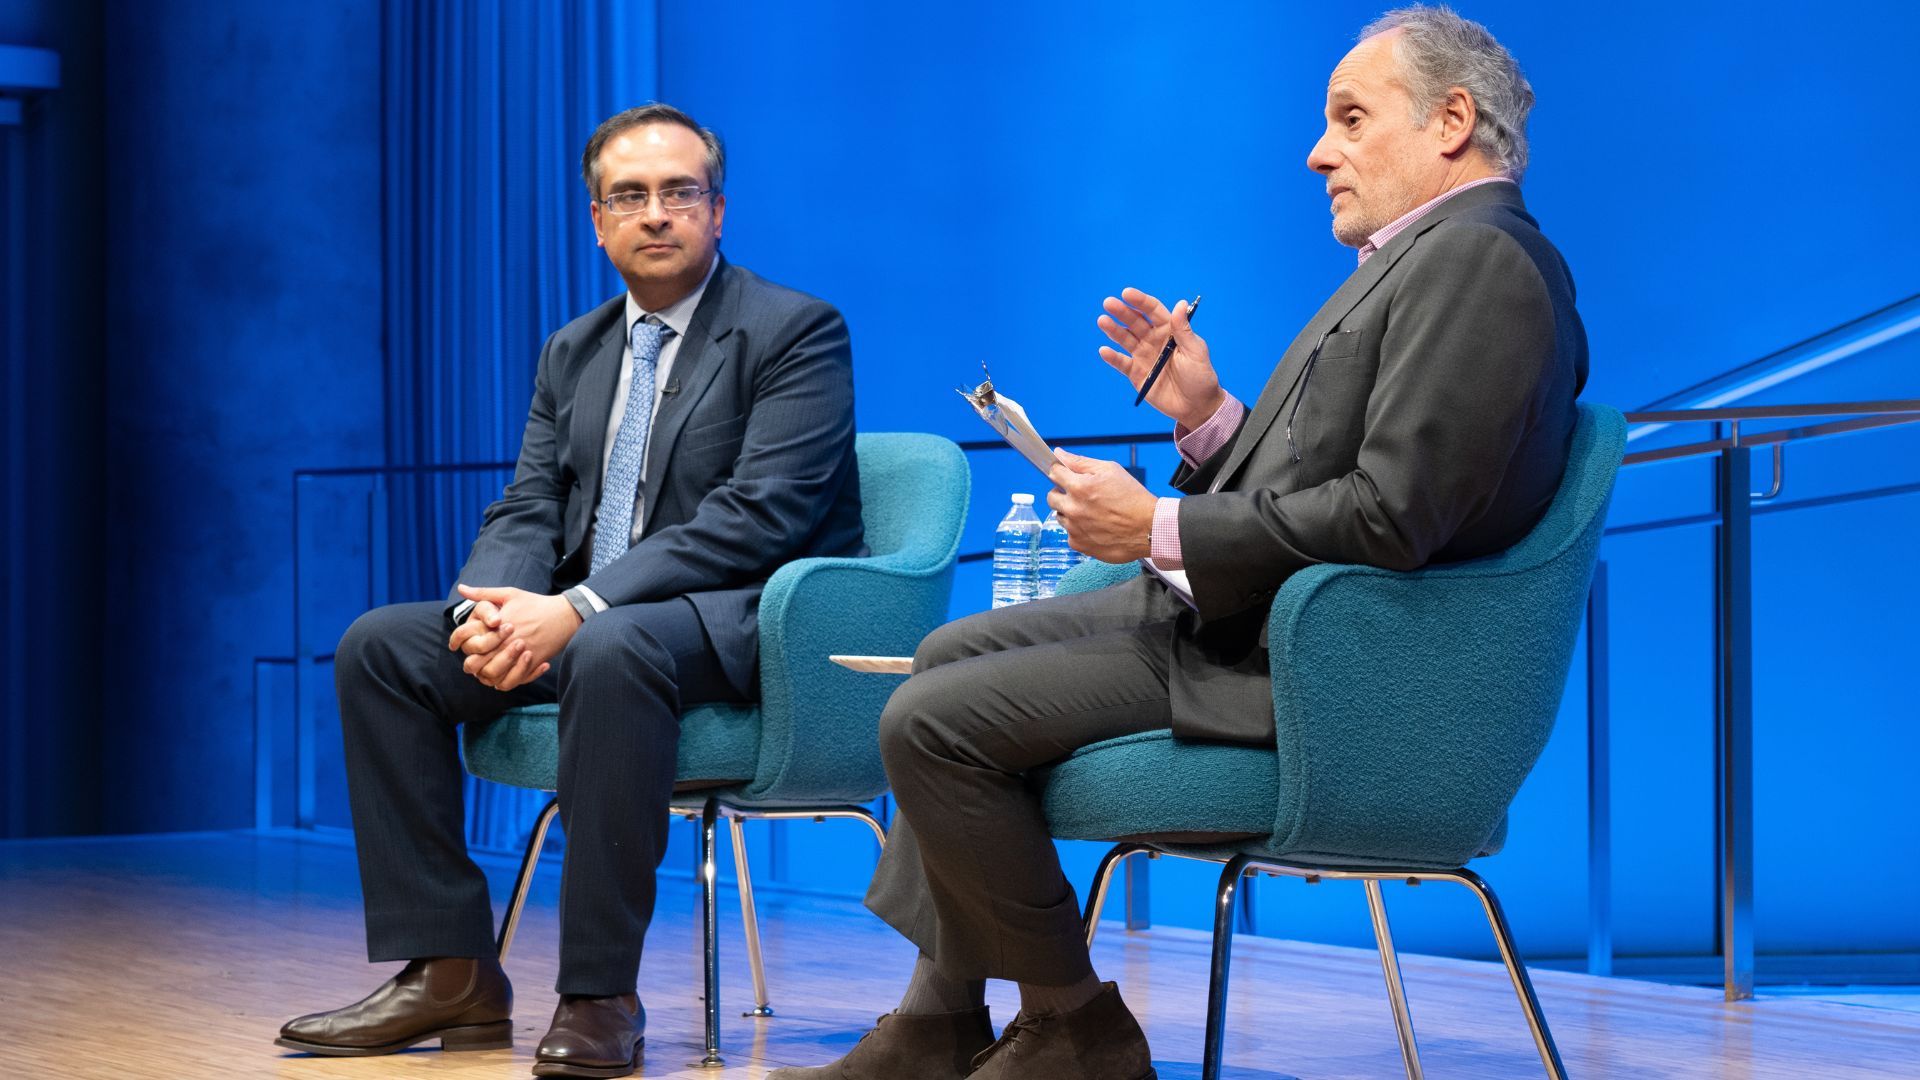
[864,575,1185,986]
[335,597,746,996]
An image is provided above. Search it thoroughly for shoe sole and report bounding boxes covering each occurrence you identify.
[529,1037,643,1078]
[273,1019,513,1056]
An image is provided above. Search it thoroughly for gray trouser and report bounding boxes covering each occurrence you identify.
[864,574,1184,985]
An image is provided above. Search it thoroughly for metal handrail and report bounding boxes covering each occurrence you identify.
[952,400,1920,562]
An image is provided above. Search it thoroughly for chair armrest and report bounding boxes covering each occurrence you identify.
[1056,558,1143,597]
[739,552,955,804]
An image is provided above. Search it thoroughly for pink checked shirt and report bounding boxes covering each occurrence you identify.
[1147,177,1515,570]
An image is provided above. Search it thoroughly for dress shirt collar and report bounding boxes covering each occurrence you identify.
[1356,175,1515,265]
[623,254,720,338]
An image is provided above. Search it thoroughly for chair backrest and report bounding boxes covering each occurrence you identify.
[1263,402,1626,866]
[852,432,970,571]
[733,432,969,804]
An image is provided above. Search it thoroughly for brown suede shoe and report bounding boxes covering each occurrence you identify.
[531,993,645,1078]
[968,983,1156,1080]
[274,956,512,1056]
[764,1007,995,1079]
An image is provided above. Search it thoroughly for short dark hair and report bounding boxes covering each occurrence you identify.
[580,103,726,200]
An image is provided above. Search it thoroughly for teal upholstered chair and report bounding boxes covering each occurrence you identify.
[1048,403,1624,1080]
[461,432,968,1068]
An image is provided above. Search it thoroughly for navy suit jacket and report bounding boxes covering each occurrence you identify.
[450,258,866,694]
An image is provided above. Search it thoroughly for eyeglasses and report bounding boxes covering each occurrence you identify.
[600,186,715,215]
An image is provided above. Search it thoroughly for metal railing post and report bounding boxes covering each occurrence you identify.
[1714,433,1756,1001]
[1585,560,1612,977]
[293,474,316,830]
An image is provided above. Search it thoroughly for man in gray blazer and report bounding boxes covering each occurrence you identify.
[278,104,863,1079]
[772,9,1585,1080]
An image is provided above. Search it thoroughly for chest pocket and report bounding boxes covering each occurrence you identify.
[1318,329,1364,361]
[1290,328,1372,472]
[679,414,747,455]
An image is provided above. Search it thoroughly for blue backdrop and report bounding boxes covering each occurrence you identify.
[2,0,1915,973]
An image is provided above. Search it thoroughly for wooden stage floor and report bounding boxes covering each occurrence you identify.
[1,832,1915,1078]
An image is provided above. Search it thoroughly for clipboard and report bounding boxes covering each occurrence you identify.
[957,367,1056,478]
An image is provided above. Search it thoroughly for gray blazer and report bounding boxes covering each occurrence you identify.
[450,258,866,694]
[1167,182,1588,742]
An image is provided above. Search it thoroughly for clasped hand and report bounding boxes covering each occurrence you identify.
[445,584,583,692]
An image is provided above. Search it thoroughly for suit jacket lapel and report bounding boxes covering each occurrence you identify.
[1214,184,1520,487]
[570,308,628,516]
[1213,247,1409,486]
[643,259,737,501]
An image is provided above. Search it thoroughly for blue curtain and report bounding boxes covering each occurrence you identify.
[379,0,658,850]
[1,8,108,839]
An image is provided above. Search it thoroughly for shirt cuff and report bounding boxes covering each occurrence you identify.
[569,585,611,617]
[1149,497,1184,569]
[1173,395,1246,467]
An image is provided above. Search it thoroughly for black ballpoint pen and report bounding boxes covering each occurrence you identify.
[1133,295,1202,406]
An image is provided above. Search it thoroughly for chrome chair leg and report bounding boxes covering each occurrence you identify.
[692,797,725,1069]
[1364,879,1424,1080]
[496,797,560,961]
[727,814,775,1017]
[731,805,888,1017]
[1083,842,1152,947]
[839,804,890,848]
[1448,868,1567,1080]
[1202,854,1254,1080]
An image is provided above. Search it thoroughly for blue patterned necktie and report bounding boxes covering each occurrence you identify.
[591,318,667,574]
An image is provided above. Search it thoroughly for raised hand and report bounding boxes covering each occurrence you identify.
[1097,286,1224,429]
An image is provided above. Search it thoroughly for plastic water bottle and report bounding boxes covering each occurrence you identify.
[1035,510,1078,599]
[991,494,1042,608]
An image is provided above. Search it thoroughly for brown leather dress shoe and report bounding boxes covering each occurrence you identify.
[764,1007,995,1079]
[274,956,513,1056]
[968,983,1156,1080]
[531,993,645,1078]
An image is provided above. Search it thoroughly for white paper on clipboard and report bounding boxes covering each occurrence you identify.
[957,373,1056,477]
[829,654,914,675]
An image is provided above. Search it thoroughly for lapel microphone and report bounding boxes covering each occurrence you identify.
[662,378,680,396]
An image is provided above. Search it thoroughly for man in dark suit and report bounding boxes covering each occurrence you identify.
[771,9,1585,1080]
[277,103,864,1079]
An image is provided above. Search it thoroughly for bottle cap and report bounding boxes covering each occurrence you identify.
[1011,493,1035,505]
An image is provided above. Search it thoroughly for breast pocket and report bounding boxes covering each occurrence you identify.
[1292,330,1373,469]
[679,414,747,455]
[1317,329,1364,361]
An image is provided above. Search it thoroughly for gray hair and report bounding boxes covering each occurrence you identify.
[581,103,726,200]
[1361,6,1534,180]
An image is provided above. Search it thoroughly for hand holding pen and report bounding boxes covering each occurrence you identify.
[1134,294,1200,406]
[1096,287,1225,430]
